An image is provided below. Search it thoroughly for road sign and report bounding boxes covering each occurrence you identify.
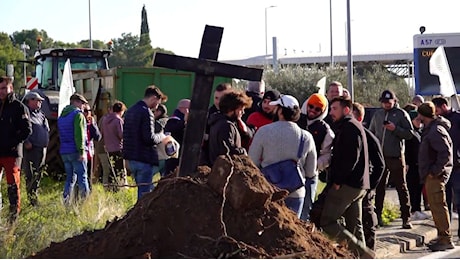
[413,33,460,95]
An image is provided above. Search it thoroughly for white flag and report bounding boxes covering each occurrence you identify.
[316,76,327,96]
[58,59,76,117]
[429,46,457,97]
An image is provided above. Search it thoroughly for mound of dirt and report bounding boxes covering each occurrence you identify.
[30,155,353,258]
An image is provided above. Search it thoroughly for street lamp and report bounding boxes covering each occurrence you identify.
[20,42,30,85]
[329,0,334,67]
[89,0,93,48]
[265,5,276,61]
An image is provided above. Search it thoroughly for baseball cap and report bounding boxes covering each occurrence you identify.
[269,94,299,109]
[24,91,45,101]
[262,90,281,101]
[70,93,88,104]
[379,90,397,102]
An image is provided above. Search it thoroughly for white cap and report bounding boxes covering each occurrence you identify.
[24,91,44,101]
[269,94,299,109]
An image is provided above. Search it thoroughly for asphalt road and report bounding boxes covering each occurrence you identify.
[385,187,460,259]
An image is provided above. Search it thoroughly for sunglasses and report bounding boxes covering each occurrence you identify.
[84,109,92,113]
[308,104,322,113]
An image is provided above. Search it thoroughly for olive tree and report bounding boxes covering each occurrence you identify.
[262,64,410,107]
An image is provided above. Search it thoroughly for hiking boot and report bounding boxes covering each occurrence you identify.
[428,240,455,252]
[427,237,440,246]
[402,220,413,229]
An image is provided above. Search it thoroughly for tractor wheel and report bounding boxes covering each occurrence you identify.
[45,119,65,180]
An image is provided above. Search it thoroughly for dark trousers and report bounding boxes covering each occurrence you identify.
[446,168,460,237]
[375,156,411,222]
[107,151,127,191]
[321,184,368,257]
[22,146,46,205]
[362,190,378,251]
[406,163,423,212]
[165,158,179,176]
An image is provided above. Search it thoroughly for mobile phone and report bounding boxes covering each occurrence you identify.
[383,120,390,125]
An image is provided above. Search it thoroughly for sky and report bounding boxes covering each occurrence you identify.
[2,0,460,61]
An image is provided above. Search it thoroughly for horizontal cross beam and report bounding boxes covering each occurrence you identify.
[153,52,263,81]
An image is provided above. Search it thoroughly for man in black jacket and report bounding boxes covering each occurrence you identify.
[352,102,385,251]
[320,97,373,258]
[123,85,167,200]
[0,77,32,222]
[208,90,252,166]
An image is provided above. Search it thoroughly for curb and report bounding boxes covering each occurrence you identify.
[375,218,437,258]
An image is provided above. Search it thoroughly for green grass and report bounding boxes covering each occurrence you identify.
[0,172,155,258]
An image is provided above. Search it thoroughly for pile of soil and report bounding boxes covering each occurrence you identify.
[30,155,353,258]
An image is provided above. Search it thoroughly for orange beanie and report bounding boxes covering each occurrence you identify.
[307,93,328,112]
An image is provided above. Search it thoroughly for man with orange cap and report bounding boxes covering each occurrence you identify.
[298,93,335,221]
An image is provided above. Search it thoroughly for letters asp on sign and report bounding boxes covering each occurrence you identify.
[420,38,447,46]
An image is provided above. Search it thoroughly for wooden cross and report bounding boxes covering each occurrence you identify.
[152,25,263,177]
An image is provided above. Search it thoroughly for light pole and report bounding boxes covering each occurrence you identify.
[329,0,334,67]
[89,0,93,48]
[346,0,353,102]
[20,42,30,85]
[265,5,276,62]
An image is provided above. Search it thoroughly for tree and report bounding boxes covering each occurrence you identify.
[139,5,151,47]
[10,29,54,57]
[109,33,151,67]
[264,65,325,104]
[79,39,107,49]
[263,64,410,107]
[0,32,28,89]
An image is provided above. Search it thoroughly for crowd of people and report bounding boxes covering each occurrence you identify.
[1,75,460,256]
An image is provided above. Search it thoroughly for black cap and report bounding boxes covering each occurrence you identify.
[262,90,281,101]
[379,90,397,102]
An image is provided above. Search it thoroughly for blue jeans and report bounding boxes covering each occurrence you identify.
[128,160,158,200]
[61,152,89,204]
[285,197,305,218]
[300,175,318,221]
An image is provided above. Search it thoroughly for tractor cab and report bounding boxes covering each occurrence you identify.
[34,48,111,91]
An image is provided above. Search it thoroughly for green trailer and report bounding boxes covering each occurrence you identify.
[113,67,232,113]
[26,46,232,177]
